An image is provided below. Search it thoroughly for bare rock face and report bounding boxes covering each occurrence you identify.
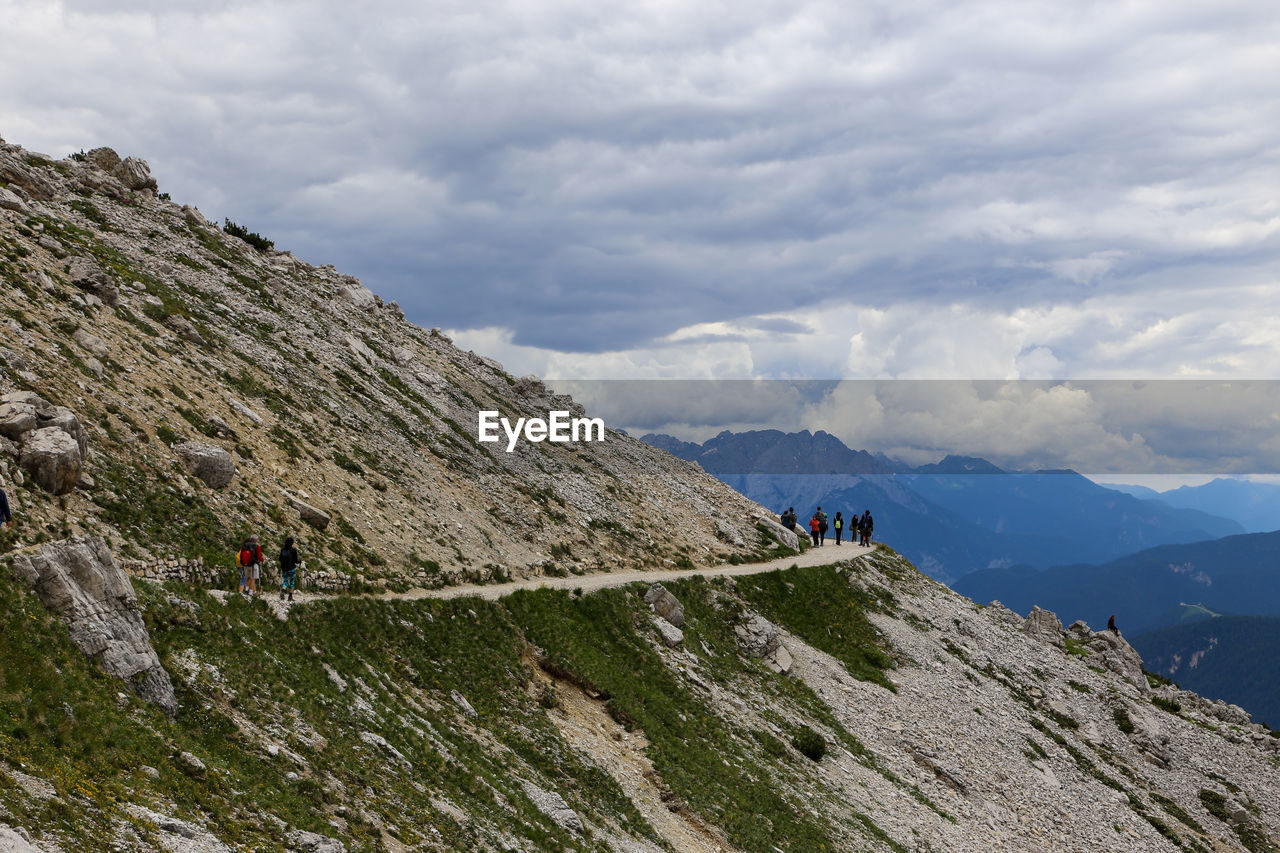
[85,147,122,172]
[18,427,82,495]
[173,442,235,489]
[1020,606,1065,649]
[643,583,685,628]
[8,537,177,716]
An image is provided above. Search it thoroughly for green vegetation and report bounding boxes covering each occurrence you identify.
[1152,696,1182,715]
[1113,705,1135,734]
[735,563,896,689]
[791,726,826,761]
[1200,789,1276,853]
[222,219,274,252]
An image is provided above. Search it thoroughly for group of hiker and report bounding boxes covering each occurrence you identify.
[236,535,302,601]
[779,506,874,547]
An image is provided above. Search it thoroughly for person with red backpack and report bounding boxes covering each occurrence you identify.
[237,536,263,596]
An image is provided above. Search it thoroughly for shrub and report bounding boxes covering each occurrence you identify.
[791,726,826,762]
[222,219,275,252]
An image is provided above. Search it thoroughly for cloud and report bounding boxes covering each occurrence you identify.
[3,0,1280,363]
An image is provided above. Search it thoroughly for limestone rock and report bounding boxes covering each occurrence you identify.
[521,781,583,834]
[85,147,122,172]
[754,514,800,551]
[67,257,119,305]
[175,751,206,779]
[71,328,109,358]
[337,282,378,311]
[1084,629,1150,694]
[0,824,39,852]
[643,583,685,628]
[0,186,28,215]
[19,427,81,494]
[0,401,37,441]
[654,616,684,647]
[0,153,56,200]
[8,537,178,715]
[987,601,1023,626]
[451,689,478,719]
[163,314,205,345]
[288,494,331,531]
[287,830,347,853]
[173,442,235,489]
[116,156,157,193]
[736,613,781,657]
[46,406,87,458]
[1020,606,1065,649]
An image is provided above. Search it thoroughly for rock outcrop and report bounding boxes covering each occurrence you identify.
[173,442,235,489]
[8,537,177,716]
[1020,605,1066,649]
[643,583,685,628]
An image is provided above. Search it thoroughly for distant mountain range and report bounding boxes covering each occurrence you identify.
[953,530,1280,634]
[642,430,1244,583]
[1133,614,1280,729]
[1108,478,1280,533]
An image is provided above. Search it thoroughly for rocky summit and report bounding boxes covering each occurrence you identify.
[1,137,1278,852]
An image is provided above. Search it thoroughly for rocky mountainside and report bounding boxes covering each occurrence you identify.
[0,137,778,587]
[2,137,1278,853]
[2,538,1278,852]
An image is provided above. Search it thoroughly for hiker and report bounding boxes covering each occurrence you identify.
[833,512,843,545]
[817,506,828,545]
[279,537,300,602]
[238,536,263,596]
[784,507,796,530]
[859,510,874,546]
[0,482,11,529]
[808,513,821,546]
[1108,614,1118,634]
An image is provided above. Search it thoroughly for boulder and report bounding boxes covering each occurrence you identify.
[736,613,782,658]
[45,406,87,458]
[754,514,800,552]
[116,156,157,193]
[288,494,331,531]
[643,583,685,628]
[337,283,378,311]
[287,830,347,853]
[654,616,684,647]
[520,781,583,834]
[0,153,56,200]
[8,537,178,715]
[1020,606,1065,649]
[0,186,28,215]
[85,147,122,172]
[450,689,478,719]
[173,442,235,489]
[175,751,206,779]
[71,329,109,359]
[163,314,205,345]
[67,257,119,306]
[19,427,81,494]
[0,401,37,441]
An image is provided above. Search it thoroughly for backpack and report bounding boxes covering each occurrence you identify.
[239,545,256,566]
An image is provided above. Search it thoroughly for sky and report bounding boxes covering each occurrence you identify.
[4,0,1280,473]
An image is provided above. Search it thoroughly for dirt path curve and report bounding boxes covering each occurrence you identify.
[267,541,873,617]
[382,540,874,602]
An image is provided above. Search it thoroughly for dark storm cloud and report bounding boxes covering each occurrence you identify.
[3,0,1280,362]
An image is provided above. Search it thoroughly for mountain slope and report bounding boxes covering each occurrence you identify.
[0,139,775,586]
[3,541,1279,852]
[1128,479,1280,534]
